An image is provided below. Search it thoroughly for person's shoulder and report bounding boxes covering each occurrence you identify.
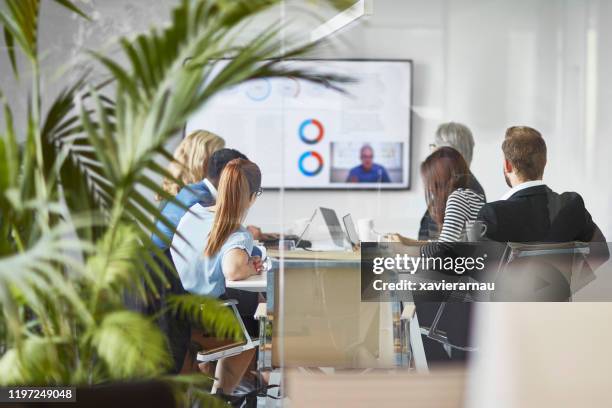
[448,188,466,200]
[480,198,512,210]
[223,227,254,250]
[557,190,585,203]
[172,204,206,247]
[551,191,589,215]
[178,203,210,225]
[177,181,212,202]
[477,199,512,221]
[449,188,480,201]
[235,225,253,240]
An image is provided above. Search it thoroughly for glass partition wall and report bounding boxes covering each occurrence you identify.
[246,0,612,405]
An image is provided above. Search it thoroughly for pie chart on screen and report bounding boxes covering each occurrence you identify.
[298,119,325,144]
[245,79,272,101]
[298,151,324,177]
[279,77,301,98]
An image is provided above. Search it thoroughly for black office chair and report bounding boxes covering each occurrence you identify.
[493,242,590,302]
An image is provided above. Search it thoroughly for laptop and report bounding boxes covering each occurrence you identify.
[295,208,350,250]
[342,214,360,247]
[319,207,348,248]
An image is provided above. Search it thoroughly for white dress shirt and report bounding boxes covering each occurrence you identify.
[203,178,218,199]
[500,180,546,201]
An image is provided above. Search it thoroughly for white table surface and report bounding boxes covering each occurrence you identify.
[226,272,266,292]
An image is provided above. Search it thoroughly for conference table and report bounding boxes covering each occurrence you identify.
[228,248,413,371]
[225,273,266,292]
[224,248,360,293]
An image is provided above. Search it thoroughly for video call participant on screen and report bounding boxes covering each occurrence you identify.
[419,122,486,240]
[346,144,391,183]
[478,126,608,262]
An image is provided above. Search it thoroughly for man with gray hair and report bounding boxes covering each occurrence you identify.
[418,122,486,240]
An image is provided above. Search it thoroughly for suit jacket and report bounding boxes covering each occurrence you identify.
[418,172,486,240]
[477,185,601,243]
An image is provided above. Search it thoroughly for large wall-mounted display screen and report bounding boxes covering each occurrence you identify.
[186,59,412,190]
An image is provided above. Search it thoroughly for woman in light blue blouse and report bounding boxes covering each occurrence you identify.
[172,158,263,394]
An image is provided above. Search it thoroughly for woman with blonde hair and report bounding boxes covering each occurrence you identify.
[152,130,225,249]
[158,130,225,199]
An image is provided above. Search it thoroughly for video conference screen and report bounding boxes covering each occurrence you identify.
[186,59,412,189]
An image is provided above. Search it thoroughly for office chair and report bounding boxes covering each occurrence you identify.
[416,279,479,360]
[196,299,260,363]
[399,303,429,372]
[494,242,591,301]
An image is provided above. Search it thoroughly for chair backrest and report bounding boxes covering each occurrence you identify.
[494,242,591,301]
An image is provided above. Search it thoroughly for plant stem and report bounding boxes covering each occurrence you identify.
[31,60,50,231]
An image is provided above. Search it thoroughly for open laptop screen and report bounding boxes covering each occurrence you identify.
[319,207,347,247]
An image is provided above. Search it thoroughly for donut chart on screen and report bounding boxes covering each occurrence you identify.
[245,78,272,101]
[298,151,324,177]
[298,119,325,144]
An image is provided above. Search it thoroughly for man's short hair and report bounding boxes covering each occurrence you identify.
[207,148,248,186]
[360,144,373,157]
[502,126,547,180]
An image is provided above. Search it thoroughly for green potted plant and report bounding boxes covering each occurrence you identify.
[0,0,349,406]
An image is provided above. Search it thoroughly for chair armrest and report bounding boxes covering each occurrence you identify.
[200,299,239,311]
[254,302,267,320]
[401,303,415,320]
[218,299,239,308]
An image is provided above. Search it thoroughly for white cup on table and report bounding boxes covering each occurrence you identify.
[357,218,376,242]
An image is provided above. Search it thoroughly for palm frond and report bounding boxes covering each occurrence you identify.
[79,0,351,253]
[1,336,70,385]
[0,222,95,330]
[164,373,225,408]
[0,0,352,392]
[167,294,242,340]
[0,0,88,77]
[51,0,89,20]
[90,311,171,379]
[0,348,25,385]
[85,224,143,303]
[0,100,20,255]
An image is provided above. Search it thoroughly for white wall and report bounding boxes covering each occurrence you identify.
[3,0,610,238]
[247,0,612,240]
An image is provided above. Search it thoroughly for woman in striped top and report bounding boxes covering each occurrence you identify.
[421,147,485,256]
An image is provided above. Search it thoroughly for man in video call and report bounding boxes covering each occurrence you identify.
[346,144,391,183]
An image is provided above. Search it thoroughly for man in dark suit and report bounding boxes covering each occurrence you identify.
[478,126,607,251]
[420,127,609,364]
